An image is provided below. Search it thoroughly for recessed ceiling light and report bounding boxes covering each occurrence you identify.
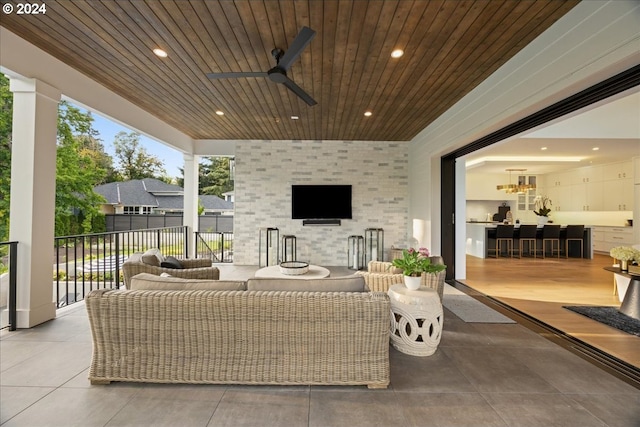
[592,147,600,151]
[391,49,404,58]
[153,48,168,58]
[541,147,548,150]
[215,110,224,116]
[291,115,299,120]
[364,111,372,117]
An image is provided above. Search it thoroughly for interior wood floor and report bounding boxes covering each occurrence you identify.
[462,253,640,369]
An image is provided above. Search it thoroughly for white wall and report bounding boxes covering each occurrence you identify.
[408,0,640,279]
[233,140,409,266]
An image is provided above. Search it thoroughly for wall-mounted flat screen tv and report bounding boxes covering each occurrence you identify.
[291,185,352,219]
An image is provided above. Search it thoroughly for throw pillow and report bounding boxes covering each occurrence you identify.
[160,256,184,269]
[142,248,165,265]
[130,273,246,291]
[141,254,160,267]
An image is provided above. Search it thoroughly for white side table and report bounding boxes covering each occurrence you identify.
[387,284,443,356]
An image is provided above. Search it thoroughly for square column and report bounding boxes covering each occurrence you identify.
[183,153,200,257]
[9,78,60,328]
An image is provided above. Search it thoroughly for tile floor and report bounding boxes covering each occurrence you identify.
[1,266,639,426]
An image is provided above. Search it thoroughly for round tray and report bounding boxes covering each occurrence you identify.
[279,261,309,275]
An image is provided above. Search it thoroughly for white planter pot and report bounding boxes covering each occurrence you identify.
[537,216,549,226]
[403,275,421,290]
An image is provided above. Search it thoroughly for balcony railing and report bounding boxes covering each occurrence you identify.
[54,226,188,308]
[2,226,234,320]
[195,231,234,263]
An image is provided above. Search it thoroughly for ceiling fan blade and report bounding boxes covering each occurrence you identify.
[277,26,316,71]
[206,71,268,79]
[282,77,317,106]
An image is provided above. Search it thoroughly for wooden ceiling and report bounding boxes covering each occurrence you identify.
[1,0,579,141]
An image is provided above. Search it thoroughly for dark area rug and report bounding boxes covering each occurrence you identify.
[564,306,640,337]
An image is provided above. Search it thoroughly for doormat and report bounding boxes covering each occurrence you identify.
[443,284,515,323]
[564,306,640,337]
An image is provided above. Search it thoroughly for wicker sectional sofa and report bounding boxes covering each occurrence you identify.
[85,273,391,389]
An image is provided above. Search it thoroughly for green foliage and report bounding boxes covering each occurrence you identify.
[177,157,234,197]
[55,101,108,236]
[113,131,166,180]
[391,248,446,276]
[0,74,13,241]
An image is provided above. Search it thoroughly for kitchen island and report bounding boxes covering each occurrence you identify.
[466,222,592,259]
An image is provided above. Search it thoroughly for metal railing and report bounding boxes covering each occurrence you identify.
[54,226,188,308]
[4,226,231,318]
[0,241,18,331]
[195,231,233,263]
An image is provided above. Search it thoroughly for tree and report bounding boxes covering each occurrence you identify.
[77,134,118,184]
[0,74,12,241]
[55,101,108,236]
[113,131,166,181]
[178,157,234,197]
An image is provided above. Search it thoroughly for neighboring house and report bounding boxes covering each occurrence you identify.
[94,178,233,216]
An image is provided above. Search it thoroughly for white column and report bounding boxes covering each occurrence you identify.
[9,78,60,328]
[183,153,200,258]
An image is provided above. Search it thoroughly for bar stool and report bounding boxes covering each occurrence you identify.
[541,224,561,258]
[493,224,514,258]
[517,225,537,258]
[564,225,585,258]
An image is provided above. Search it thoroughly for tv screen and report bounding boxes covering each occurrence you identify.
[292,185,352,219]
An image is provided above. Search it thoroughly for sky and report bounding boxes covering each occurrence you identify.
[87,109,184,179]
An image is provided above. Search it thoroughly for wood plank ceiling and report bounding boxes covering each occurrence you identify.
[1,0,579,141]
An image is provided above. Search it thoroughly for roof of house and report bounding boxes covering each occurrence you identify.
[94,179,233,211]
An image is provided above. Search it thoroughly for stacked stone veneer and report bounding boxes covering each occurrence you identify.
[233,140,409,266]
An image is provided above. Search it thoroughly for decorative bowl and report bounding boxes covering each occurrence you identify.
[279,261,309,275]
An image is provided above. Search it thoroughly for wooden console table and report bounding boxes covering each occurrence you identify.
[604,266,640,320]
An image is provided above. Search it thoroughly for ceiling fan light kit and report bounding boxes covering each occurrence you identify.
[206,26,317,106]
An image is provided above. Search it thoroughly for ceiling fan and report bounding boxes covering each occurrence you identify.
[206,26,317,106]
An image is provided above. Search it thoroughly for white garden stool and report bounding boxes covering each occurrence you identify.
[388,284,443,356]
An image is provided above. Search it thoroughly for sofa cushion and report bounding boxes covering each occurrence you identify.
[141,248,164,266]
[130,273,246,291]
[160,256,184,269]
[247,275,367,292]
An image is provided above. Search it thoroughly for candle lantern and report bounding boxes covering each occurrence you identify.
[282,235,297,262]
[258,227,279,267]
[347,235,364,270]
[365,228,384,264]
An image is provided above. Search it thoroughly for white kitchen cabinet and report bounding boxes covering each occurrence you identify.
[571,165,603,185]
[603,161,633,181]
[592,226,635,253]
[634,157,640,184]
[603,178,634,211]
[570,181,604,211]
[545,171,572,188]
[546,185,571,211]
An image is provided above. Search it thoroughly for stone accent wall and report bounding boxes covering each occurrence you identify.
[233,140,409,266]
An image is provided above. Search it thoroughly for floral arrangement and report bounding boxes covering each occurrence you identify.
[609,246,640,262]
[533,195,552,217]
[390,248,446,277]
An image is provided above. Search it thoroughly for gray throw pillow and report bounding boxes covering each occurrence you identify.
[160,256,184,269]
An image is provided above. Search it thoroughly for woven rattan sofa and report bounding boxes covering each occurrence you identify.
[122,249,219,287]
[85,273,390,389]
[356,258,446,299]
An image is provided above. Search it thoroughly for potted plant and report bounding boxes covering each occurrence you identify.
[533,195,552,225]
[391,248,446,290]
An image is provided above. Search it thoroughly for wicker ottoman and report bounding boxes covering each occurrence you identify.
[388,284,443,356]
